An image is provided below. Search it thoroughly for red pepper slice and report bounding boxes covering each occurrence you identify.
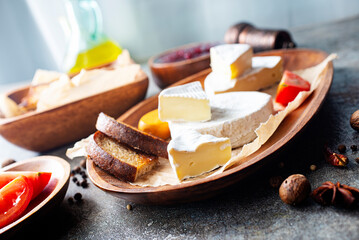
[275,70,311,106]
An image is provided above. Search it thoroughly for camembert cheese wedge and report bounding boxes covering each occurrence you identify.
[168,131,231,180]
[204,56,283,95]
[210,44,253,79]
[169,91,273,148]
[158,81,211,122]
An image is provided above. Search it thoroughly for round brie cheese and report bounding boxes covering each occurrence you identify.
[169,91,273,148]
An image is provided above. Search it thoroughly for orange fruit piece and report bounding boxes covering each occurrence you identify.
[138,109,170,140]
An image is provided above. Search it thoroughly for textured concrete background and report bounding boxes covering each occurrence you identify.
[2,16,359,240]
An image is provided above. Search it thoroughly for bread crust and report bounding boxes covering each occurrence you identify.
[96,112,169,158]
[87,131,158,182]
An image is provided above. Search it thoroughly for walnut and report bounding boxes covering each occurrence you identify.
[350,110,359,132]
[279,174,311,205]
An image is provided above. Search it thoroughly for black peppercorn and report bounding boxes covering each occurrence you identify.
[269,176,283,188]
[74,193,82,201]
[310,165,317,171]
[74,166,81,173]
[81,180,88,188]
[338,144,346,153]
[278,162,285,168]
[350,145,357,151]
[68,197,74,204]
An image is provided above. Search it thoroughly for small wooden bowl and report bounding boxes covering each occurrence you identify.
[0,156,70,238]
[0,72,148,152]
[148,42,217,89]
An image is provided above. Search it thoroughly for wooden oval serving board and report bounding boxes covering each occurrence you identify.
[87,48,333,205]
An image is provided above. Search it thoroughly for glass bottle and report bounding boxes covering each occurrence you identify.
[63,0,122,75]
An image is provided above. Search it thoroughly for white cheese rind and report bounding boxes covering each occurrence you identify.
[210,44,253,79]
[169,91,273,148]
[159,81,207,99]
[168,131,231,180]
[252,56,281,68]
[205,56,283,95]
[158,81,211,122]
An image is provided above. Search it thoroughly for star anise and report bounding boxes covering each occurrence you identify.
[311,181,359,208]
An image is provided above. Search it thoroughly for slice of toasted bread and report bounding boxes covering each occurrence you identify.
[87,131,158,182]
[96,112,168,159]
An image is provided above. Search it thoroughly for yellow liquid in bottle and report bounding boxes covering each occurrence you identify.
[68,40,122,75]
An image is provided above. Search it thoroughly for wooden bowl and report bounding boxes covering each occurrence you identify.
[0,72,148,152]
[148,42,217,89]
[0,156,70,238]
[88,48,333,205]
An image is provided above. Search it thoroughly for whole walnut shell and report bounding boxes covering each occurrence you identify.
[350,110,359,132]
[279,174,311,205]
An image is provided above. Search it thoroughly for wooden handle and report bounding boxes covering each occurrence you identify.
[225,22,296,52]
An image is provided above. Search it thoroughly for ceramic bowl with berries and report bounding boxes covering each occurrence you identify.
[148,42,220,89]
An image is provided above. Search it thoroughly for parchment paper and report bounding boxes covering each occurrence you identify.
[66,54,337,187]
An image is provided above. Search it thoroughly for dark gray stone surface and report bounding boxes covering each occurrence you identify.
[2,16,359,240]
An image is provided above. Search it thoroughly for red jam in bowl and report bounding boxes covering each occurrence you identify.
[155,42,220,64]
